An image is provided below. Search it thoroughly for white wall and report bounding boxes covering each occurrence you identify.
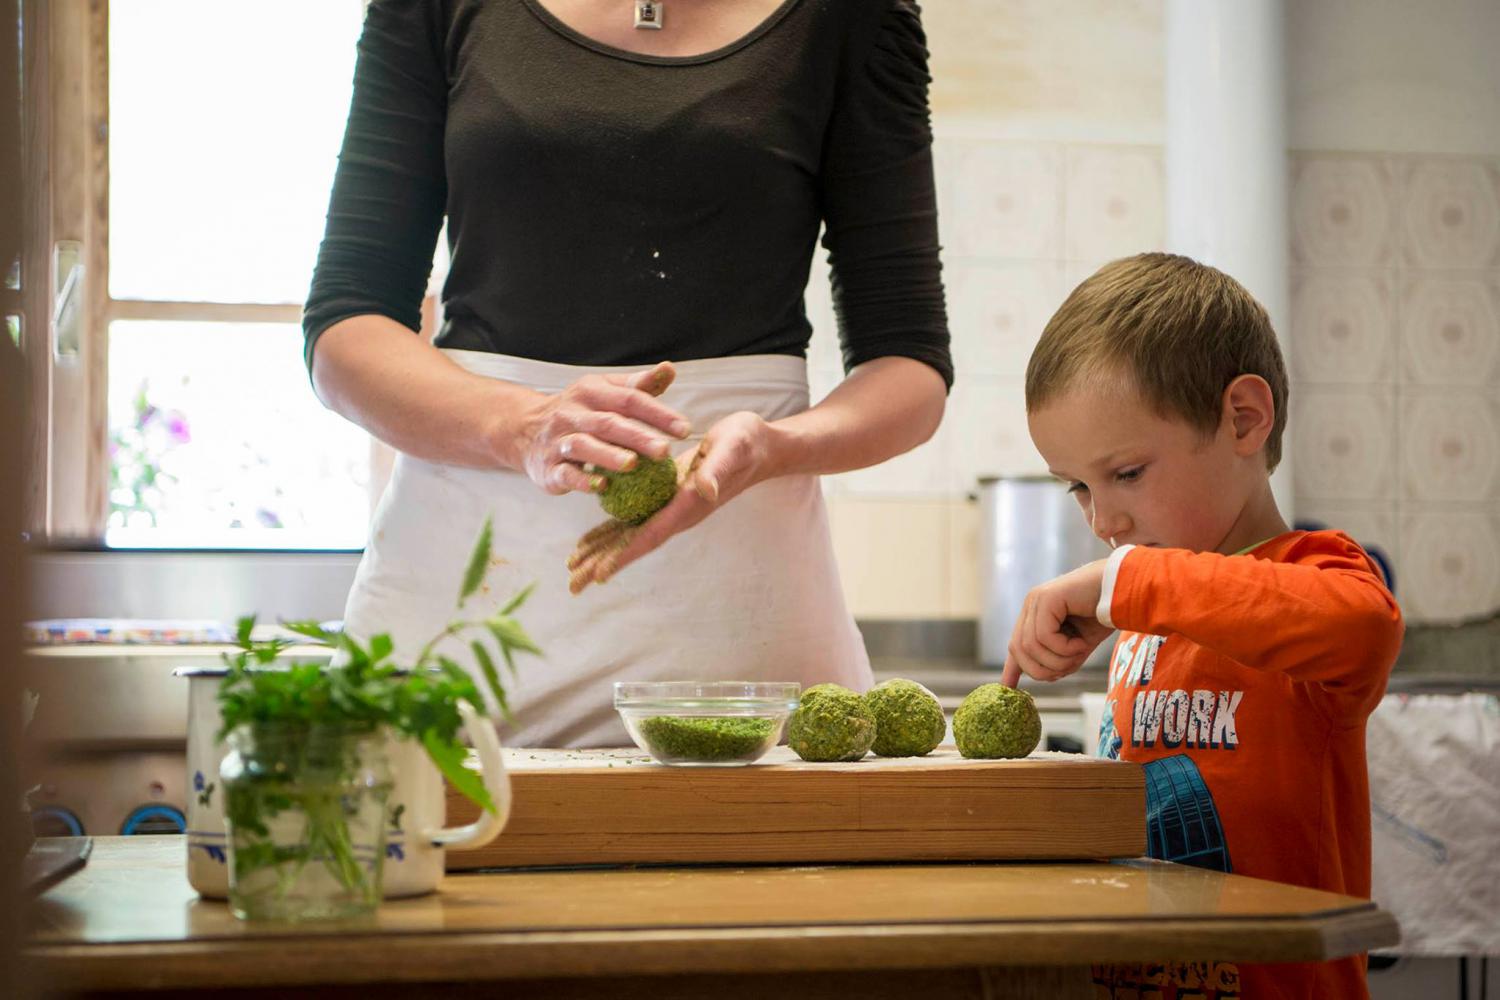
[1288,0,1500,156]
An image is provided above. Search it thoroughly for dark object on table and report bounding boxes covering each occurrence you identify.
[1046,734,1085,754]
[21,837,92,897]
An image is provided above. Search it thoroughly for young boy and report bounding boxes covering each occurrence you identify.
[1002,253,1404,1000]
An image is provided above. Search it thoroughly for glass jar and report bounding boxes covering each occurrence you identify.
[220,722,394,921]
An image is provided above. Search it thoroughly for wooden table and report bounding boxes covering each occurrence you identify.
[24,837,1398,999]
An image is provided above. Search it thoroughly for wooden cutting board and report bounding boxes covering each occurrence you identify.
[444,746,1143,870]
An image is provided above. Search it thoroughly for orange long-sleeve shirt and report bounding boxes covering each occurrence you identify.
[1089,530,1403,1000]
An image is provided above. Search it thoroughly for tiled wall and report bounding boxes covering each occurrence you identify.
[813,1,1500,626]
[1289,153,1500,622]
[817,146,1500,626]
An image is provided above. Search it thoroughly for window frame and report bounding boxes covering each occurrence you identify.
[17,0,55,540]
[22,0,110,542]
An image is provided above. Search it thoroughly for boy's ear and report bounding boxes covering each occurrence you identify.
[1222,374,1276,458]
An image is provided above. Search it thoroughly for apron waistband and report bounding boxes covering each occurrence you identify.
[441,349,810,393]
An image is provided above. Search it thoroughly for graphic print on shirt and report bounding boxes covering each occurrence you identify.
[1109,632,1162,688]
[1111,633,1245,752]
[1132,687,1244,750]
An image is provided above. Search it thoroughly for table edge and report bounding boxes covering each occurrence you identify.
[24,907,1401,992]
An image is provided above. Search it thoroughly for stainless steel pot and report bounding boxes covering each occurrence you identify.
[977,475,1112,668]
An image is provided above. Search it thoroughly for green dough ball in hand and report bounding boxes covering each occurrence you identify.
[788,684,877,762]
[863,678,945,758]
[953,683,1041,759]
[598,454,678,524]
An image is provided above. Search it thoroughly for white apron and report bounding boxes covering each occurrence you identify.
[341,349,872,748]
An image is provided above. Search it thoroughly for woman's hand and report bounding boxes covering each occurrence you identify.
[515,362,691,496]
[567,411,776,593]
[1000,560,1116,687]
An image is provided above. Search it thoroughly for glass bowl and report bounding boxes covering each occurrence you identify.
[614,681,801,766]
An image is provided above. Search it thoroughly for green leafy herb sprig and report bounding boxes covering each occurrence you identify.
[216,518,541,814]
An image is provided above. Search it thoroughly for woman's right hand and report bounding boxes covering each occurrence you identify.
[515,361,690,496]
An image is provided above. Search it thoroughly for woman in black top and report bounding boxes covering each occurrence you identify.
[304,0,951,747]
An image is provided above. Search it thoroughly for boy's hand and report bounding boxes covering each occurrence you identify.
[1001,559,1116,687]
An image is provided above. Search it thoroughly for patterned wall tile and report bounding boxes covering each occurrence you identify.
[946,141,1064,260]
[1399,272,1500,386]
[1290,155,1397,267]
[1063,145,1165,262]
[1399,158,1500,269]
[1398,390,1500,503]
[1398,511,1500,622]
[1288,154,1500,620]
[946,259,1067,378]
[948,379,1047,491]
[1290,386,1397,501]
[1290,270,1396,384]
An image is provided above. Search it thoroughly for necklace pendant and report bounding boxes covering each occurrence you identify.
[633,0,663,30]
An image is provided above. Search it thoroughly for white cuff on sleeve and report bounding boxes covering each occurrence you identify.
[1096,544,1136,629]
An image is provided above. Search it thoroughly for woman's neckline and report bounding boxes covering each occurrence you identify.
[520,0,804,67]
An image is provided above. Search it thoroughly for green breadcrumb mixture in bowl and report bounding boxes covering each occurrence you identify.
[614,681,800,766]
[635,716,779,763]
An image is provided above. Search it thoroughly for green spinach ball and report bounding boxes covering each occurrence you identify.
[787,684,877,762]
[863,679,945,757]
[598,454,678,524]
[953,683,1042,759]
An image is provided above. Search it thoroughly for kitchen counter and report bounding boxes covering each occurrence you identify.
[24,642,1492,751]
[24,837,1398,999]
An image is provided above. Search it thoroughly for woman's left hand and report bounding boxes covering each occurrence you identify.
[567,410,776,593]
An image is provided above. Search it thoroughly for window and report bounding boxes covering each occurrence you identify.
[23,0,404,548]
[107,2,364,306]
[100,0,374,549]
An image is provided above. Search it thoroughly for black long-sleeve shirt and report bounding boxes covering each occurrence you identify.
[303,0,952,389]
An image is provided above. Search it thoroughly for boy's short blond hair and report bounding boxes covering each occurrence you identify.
[1025,252,1289,470]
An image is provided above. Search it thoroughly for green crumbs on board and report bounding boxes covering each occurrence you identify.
[636,716,778,762]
